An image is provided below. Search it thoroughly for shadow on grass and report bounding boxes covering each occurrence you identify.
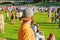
[40,27,58,29]
[6,38,17,40]
[37,22,59,29]
[5,19,12,24]
[37,22,59,26]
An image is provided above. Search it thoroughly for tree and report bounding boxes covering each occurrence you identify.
[57,0,60,2]
[33,0,42,3]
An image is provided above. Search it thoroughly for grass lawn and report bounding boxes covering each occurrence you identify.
[0,10,60,40]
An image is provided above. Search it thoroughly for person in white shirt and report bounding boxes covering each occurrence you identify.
[19,11,23,20]
[32,23,38,34]
[16,11,19,19]
[35,29,40,40]
[0,7,2,10]
[32,23,40,40]
[39,31,45,40]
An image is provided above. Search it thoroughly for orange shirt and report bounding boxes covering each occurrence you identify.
[18,23,35,40]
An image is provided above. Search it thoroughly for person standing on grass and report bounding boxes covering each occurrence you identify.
[57,8,60,29]
[47,33,56,40]
[8,6,12,13]
[15,11,17,23]
[51,15,54,23]
[5,11,9,20]
[16,11,19,19]
[55,10,59,23]
[54,8,59,23]
[10,11,14,24]
[59,16,60,29]
[55,15,59,23]
[19,11,23,20]
[4,6,8,14]
[47,7,51,21]
[0,13,4,33]
[18,8,35,40]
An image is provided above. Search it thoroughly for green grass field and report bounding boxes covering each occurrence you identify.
[0,10,60,40]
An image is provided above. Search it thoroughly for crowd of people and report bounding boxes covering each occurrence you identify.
[0,6,59,40]
[48,7,60,25]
